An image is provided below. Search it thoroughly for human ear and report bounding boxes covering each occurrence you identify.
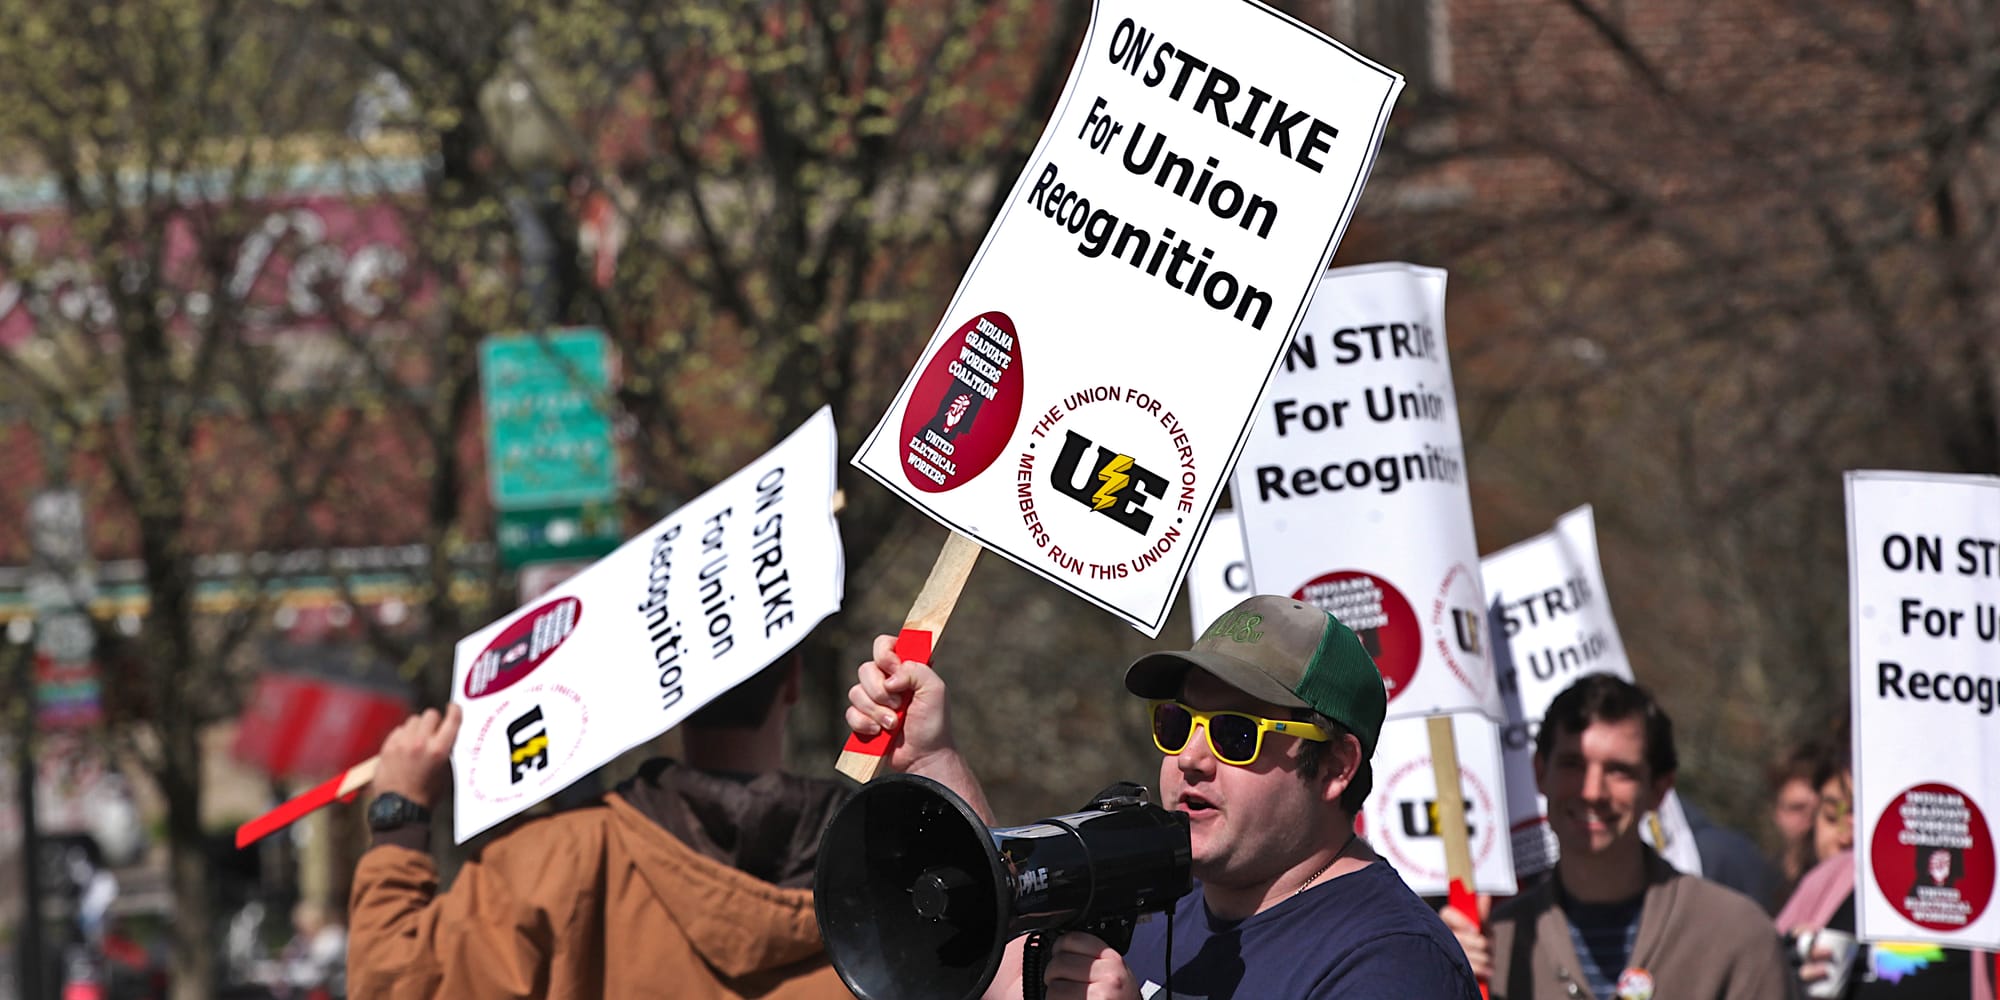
[1321,733,1363,804]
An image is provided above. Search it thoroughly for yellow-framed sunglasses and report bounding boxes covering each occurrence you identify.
[1148,700,1330,767]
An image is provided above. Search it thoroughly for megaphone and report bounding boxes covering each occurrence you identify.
[815,774,1191,1000]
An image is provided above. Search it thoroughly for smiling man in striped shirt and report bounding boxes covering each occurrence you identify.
[1448,675,1798,1000]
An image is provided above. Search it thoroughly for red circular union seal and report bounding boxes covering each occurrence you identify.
[463,596,583,699]
[897,311,1025,492]
[1293,570,1419,703]
[1869,782,1995,931]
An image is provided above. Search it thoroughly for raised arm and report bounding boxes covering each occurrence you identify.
[846,633,996,823]
[347,705,568,999]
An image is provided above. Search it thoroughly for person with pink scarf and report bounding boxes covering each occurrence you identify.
[1776,724,1993,998]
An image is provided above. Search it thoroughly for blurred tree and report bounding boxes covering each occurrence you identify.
[322,0,1094,729]
[2,2,1108,988]
[1366,0,2000,821]
[0,2,496,996]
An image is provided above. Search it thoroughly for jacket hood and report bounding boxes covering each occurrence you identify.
[615,758,849,889]
[606,794,829,978]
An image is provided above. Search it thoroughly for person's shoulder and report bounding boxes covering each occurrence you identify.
[1669,867,1772,918]
[1490,882,1553,926]
[1307,864,1467,942]
[1323,928,1483,998]
[464,798,617,863]
[1321,861,1434,911]
[1652,867,1790,967]
[1693,822,1780,900]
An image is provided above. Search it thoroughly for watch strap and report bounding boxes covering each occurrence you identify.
[368,792,433,851]
[372,820,431,852]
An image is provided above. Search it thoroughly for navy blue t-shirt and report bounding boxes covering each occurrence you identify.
[1123,861,1481,999]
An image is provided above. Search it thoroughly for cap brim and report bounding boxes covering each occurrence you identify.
[1124,650,1311,711]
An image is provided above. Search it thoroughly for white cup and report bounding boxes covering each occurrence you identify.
[1794,928,1860,998]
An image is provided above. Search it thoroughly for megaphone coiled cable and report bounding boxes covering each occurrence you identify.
[1017,912,1176,999]
[1021,931,1054,1000]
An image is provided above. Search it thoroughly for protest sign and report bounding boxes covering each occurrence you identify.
[1483,505,1699,876]
[1229,262,1498,720]
[1185,508,1252,633]
[1195,507,1506,899]
[1363,711,1518,895]
[1846,470,2000,948]
[851,0,1403,636]
[450,408,845,842]
[1221,260,1495,905]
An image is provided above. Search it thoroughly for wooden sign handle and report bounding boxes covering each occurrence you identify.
[1425,715,1476,885]
[235,756,379,849]
[1426,714,1489,999]
[835,532,982,783]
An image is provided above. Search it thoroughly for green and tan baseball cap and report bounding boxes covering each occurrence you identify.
[1126,594,1388,763]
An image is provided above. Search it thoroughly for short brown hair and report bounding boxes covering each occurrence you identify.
[1536,674,1678,779]
[684,653,798,730]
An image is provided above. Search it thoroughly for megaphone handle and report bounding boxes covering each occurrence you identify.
[835,628,934,782]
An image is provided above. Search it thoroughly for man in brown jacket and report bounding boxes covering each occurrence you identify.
[346,655,855,999]
[1447,675,1799,1000]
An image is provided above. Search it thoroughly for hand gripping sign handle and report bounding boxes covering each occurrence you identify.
[1427,715,1489,999]
[835,532,983,783]
[234,756,379,850]
[1449,877,1490,1000]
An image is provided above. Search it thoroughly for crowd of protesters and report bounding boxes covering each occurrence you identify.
[341,600,1995,999]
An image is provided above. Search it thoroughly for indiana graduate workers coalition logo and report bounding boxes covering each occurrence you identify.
[1016,383,1199,584]
[462,596,590,804]
[1294,571,1420,701]
[463,596,581,699]
[897,311,1026,493]
[1290,566,1488,706]
[1871,782,1996,931]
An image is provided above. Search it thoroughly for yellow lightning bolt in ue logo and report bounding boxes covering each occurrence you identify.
[511,735,549,764]
[1092,454,1135,510]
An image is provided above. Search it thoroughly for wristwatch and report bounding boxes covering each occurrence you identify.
[367,792,433,832]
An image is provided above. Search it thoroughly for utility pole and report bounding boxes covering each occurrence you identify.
[23,437,92,999]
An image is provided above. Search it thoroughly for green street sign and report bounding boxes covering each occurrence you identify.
[496,502,625,569]
[481,328,618,509]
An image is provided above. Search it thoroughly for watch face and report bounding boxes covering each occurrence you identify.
[369,793,429,831]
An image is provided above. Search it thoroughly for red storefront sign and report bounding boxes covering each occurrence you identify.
[232,672,409,781]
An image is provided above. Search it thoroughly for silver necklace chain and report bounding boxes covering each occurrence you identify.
[1291,830,1359,897]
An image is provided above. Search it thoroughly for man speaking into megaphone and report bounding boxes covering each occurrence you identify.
[847,595,1481,999]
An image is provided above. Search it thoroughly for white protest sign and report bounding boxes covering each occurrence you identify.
[1646,793,1703,878]
[1363,711,1518,895]
[851,0,1403,636]
[1482,505,1699,876]
[1202,506,1528,889]
[1846,470,2000,948]
[1186,508,1252,634]
[1229,262,1497,720]
[449,409,845,842]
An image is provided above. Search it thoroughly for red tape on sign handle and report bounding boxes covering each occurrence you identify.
[1449,878,1489,999]
[235,768,351,850]
[838,628,935,759]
